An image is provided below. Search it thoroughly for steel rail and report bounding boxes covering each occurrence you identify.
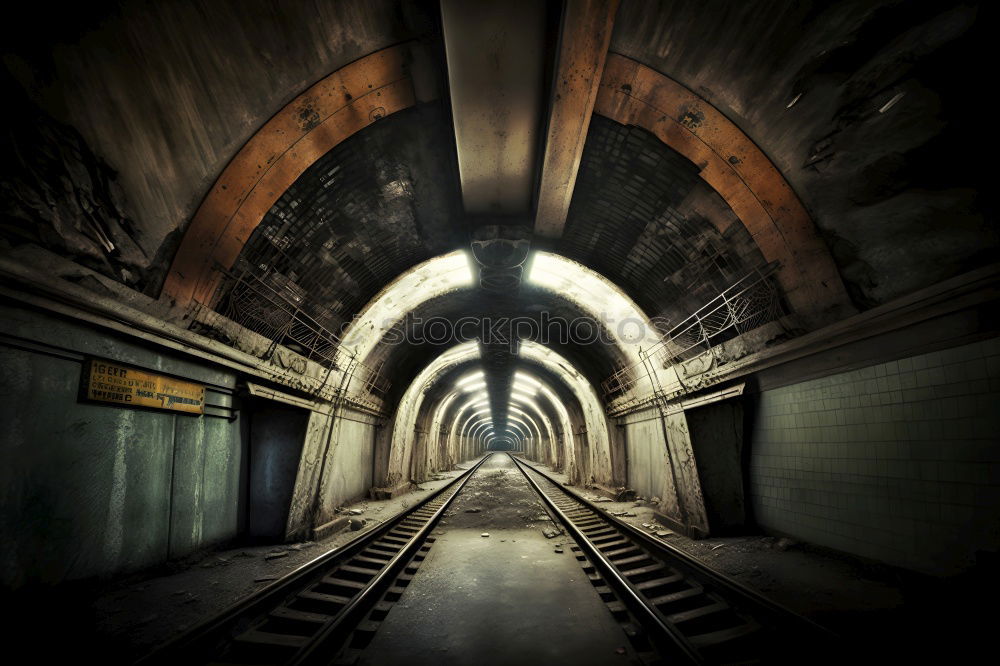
[138,452,495,665]
[508,453,839,665]
[289,452,493,666]
[507,453,703,664]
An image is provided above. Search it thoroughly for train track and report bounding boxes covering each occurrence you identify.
[138,453,495,666]
[141,450,838,665]
[508,453,840,665]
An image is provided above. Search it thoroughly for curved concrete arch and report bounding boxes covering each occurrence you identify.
[470,422,493,442]
[450,400,489,463]
[414,353,580,465]
[468,419,493,441]
[518,340,619,486]
[510,399,556,446]
[509,408,542,443]
[516,369,575,469]
[461,411,493,440]
[524,251,658,370]
[595,54,853,327]
[410,341,612,478]
[538,392,572,469]
[345,249,660,375]
[377,289,628,483]
[485,434,519,451]
[378,341,479,488]
[343,251,477,365]
[509,405,552,460]
[163,43,428,307]
[427,391,461,470]
[336,246,665,473]
[505,418,531,441]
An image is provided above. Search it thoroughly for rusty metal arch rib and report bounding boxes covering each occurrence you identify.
[162,44,421,308]
[595,54,853,328]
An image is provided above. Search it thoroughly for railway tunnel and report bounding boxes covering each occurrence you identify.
[0,0,997,663]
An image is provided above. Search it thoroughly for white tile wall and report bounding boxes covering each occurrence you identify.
[750,336,1000,574]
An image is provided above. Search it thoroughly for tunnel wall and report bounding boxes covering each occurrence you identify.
[688,401,746,533]
[623,408,676,507]
[749,336,1000,574]
[3,0,426,294]
[327,416,377,509]
[621,406,710,537]
[246,403,309,541]
[285,407,377,540]
[0,304,242,586]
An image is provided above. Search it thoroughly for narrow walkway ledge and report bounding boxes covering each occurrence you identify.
[519,457,990,663]
[85,463,478,661]
[357,454,637,666]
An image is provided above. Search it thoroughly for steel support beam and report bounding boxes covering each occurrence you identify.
[534,0,619,238]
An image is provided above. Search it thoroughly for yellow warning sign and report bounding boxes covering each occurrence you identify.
[81,359,205,414]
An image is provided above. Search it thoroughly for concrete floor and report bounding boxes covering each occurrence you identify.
[529,459,994,663]
[11,464,472,663]
[38,453,992,663]
[358,454,639,665]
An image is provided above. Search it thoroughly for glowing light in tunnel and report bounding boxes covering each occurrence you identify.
[456,370,485,387]
[517,339,614,477]
[387,340,480,480]
[514,372,541,387]
[463,421,491,447]
[459,409,492,439]
[461,381,487,393]
[454,389,491,418]
[505,418,530,440]
[510,400,534,416]
[512,373,541,396]
[500,424,524,440]
[342,251,475,360]
[470,419,492,434]
[471,422,493,440]
[510,393,542,414]
[525,252,656,361]
[508,408,541,439]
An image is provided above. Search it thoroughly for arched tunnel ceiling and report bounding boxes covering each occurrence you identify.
[1,0,444,293]
[558,115,770,324]
[610,0,995,307]
[1,0,995,410]
[223,104,462,334]
[356,282,636,407]
[399,342,600,446]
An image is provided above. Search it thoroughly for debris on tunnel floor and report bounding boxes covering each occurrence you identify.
[1,4,996,663]
[356,453,641,666]
[79,465,471,660]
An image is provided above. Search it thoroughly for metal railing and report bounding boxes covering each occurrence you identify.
[601,266,782,402]
[187,270,393,407]
[601,364,639,400]
[650,266,781,365]
[358,360,391,397]
[215,269,344,368]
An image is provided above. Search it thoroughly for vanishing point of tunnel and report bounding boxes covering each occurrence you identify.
[0,1,997,664]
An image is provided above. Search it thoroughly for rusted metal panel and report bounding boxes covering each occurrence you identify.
[595,54,853,328]
[534,0,620,238]
[80,358,205,414]
[441,0,546,215]
[162,44,423,308]
[663,410,709,537]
